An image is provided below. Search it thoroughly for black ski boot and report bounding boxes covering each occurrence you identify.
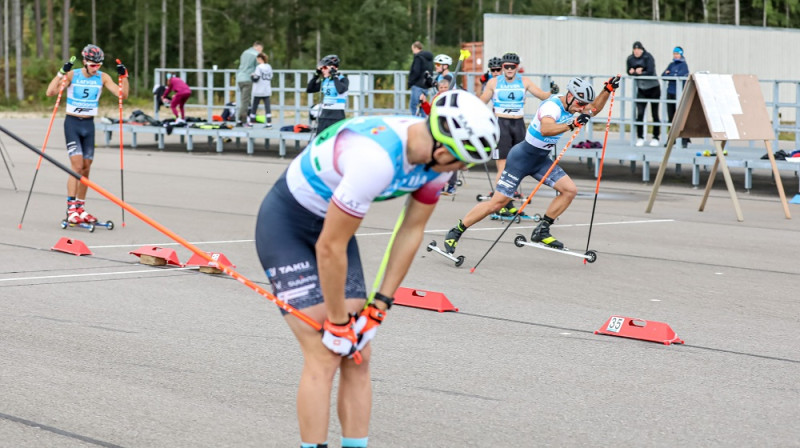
[531,220,564,249]
[444,220,467,254]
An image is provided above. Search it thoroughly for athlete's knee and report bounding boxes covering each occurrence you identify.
[559,182,578,201]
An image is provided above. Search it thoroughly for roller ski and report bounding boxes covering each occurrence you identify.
[426,220,466,267]
[61,202,114,232]
[489,207,541,224]
[513,220,596,263]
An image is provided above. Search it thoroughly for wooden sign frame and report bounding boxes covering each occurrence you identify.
[645,73,791,221]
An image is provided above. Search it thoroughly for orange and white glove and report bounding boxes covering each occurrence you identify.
[352,293,392,352]
[321,316,359,357]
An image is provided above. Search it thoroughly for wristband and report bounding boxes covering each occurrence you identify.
[373,292,394,310]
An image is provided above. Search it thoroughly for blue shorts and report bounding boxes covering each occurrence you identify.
[495,140,567,198]
[64,115,96,160]
[254,174,366,316]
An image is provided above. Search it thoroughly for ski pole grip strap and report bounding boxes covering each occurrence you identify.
[373,292,394,310]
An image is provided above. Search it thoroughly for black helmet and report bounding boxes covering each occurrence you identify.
[81,44,104,63]
[487,57,502,69]
[319,54,340,67]
[501,52,520,65]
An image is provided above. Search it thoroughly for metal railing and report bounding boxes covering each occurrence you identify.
[152,68,800,147]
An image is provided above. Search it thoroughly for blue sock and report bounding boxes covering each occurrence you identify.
[300,443,327,448]
[342,436,368,448]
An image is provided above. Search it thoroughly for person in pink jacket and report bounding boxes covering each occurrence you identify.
[162,73,192,123]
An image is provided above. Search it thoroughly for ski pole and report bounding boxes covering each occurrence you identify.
[0,124,325,333]
[18,60,73,229]
[448,49,471,91]
[116,59,126,228]
[0,137,17,191]
[583,87,617,258]
[365,198,408,309]
[470,127,582,273]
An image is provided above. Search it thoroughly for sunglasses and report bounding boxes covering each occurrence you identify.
[85,63,102,68]
[502,64,517,70]
[490,68,502,72]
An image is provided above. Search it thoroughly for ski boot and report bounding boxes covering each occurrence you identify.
[66,203,85,225]
[444,220,467,254]
[76,201,98,224]
[531,220,564,249]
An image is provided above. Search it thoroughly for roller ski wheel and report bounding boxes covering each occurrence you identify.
[94,220,115,230]
[513,234,597,262]
[531,213,542,222]
[456,179,463,187]
[476,192,493,202]
[490,213,522,224]
[426,240,466,267]
[61,219,95,232]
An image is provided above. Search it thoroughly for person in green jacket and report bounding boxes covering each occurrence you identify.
[236,41,263,127]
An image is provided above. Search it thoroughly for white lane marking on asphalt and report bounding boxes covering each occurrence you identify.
[0,267,196,283]
[85,219,675,248]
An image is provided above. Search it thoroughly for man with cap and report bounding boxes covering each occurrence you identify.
[662,46,691,148]
[626,41,661,147]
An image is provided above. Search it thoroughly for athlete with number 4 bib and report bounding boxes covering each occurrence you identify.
[255,90,499,448]
[445,76,620,254]
[478,52,558,217]
[46,44,128,225]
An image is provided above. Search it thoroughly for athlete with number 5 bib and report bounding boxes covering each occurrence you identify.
[445,76,621,254]
[478,52,558,217]
[254,90,499,448]
[46,44,129,225]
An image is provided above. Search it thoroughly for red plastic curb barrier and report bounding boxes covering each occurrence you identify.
[51,237,92,256]
[184,252,235,274]
[129,246,183,266]
[394,287,458,313]
[595,316,684,345]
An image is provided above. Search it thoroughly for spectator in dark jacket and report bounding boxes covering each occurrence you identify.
[627,41,661,146]
[408,41,434,117]
[662,46,690,147]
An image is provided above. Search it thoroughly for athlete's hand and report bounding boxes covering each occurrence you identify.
[116,60,128,78]
[329,66,338,76]
[549,81,560,94]
[59,56,76,76]
[321,317,359,357]
[569,113,591,131]
[604,75,621,93]
[315,68,322,76]
[353,303,388,352]
[479,71,490,84]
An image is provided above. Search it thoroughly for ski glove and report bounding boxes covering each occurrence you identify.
[116,60,128,78]
[352,294,392,352]
[59,56,76,76]
[549,81,560,94]
[569,113,591,131]
[604,75,621,93]
[329,66,338,76]
[321,316,359,357]
[479,71,490,84]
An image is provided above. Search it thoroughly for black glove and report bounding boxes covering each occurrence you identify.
[116,60,128,78]
[569,113,591,131]
[329,66,338,76]
[480,71,490,84]
[315,68,322,76]
[549,81,560,94]
[59,56,76,76]
[604,75,621,93]
[250,73,259,82]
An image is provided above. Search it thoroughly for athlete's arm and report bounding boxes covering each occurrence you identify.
[331,76,349,94]
[478,77,496,103]
[524,78,550,101]
[103,72,129,100]
[377,196,436,303]
[316,204,363,324]
[46,71,72,96]
[539,116,569,136]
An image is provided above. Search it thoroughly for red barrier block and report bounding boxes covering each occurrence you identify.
[394,287,458,313]
[595,316,684,345]
[129,246,183,266]
[51,238,92,256]
[184,252,235,274]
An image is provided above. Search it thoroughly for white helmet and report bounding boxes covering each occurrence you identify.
[429,90,499,165]
[433,54,453,66]
[566,77,595,104]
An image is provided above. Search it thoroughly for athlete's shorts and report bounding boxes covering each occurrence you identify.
[492,117,526,160]
[64,115,96,159]
[255,173,366,316]
[495,140,568,198]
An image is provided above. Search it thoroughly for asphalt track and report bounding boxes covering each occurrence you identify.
[1,118,798,447]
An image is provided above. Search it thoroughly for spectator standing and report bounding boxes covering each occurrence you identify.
[306,54,349,134]
[236,41,263,127]
[626,41,661,147]
[407,41,434,117]
[250,52,273,128]
[162,73,192,124]
[662,46,690,148]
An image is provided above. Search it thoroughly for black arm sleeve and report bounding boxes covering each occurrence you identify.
[306,75,321,93]
[643,54,657,76]
[332,76,349,94]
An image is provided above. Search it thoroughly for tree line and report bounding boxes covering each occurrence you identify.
[1,0,798,104]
